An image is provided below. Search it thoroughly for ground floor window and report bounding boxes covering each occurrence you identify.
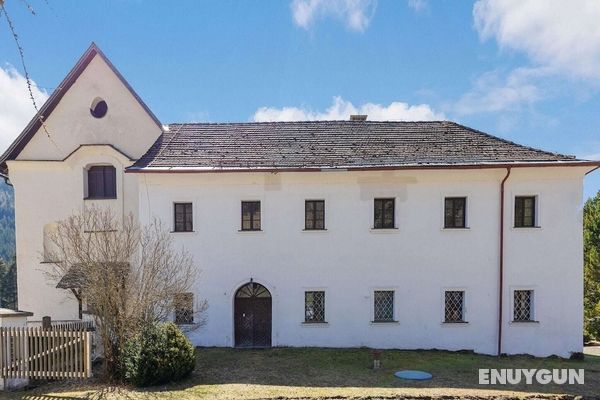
[304,291,325,322]
[513,290,534,322]
[444,290,465,323]
[174,292,194,324]
[373,290,395,322]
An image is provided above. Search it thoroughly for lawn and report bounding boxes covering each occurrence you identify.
[7,347,600,399]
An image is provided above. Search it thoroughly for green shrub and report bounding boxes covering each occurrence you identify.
[122,322,196,387]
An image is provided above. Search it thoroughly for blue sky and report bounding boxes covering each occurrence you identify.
[0,0,599,198]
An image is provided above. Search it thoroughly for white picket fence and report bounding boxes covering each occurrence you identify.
[0,326,92,379]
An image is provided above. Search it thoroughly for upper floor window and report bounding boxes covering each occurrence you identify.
[513,289,534,322]
[87,165,116,199]
[374,198,395,229]
[305,200,325,230]
[514,196,536,228]
[174,292,194,325]
[241,201,261,231]
[304,291,325,323]
[444,290,465,323]
[373,290,395,322]
[174,203,193,232]
[444,197,466,228]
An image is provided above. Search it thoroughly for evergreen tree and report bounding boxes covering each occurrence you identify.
[584,191,600,340]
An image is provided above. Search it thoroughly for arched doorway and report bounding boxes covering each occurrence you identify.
[234,282,272,348]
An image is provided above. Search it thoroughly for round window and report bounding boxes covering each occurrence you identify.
[90,97,108,118]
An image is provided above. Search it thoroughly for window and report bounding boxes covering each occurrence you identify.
[444,197,466,228]
[515,196,536,227]
[90,97,108,118]
[444,290,465,323]
[174,292,193,324]
[373,290,395,322]
[305,200,325,230]
[374,198,395,229]
[174,203,193,232]
[241,201,261,231]
[87,165,116,199]
[304,291,325,323]
[513,290,534,322]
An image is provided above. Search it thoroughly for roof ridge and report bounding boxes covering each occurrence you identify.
[166,120,450,126]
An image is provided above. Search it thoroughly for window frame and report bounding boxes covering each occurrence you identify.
[305,200,325,230]
[86,165,117,200]
[174,292,194,325]
[373,290,396,323]
[514,195,537,228]
[512,289,536,322]
[444,197,467,229]
[241,201,262,231]
[443,289,467,323]
[373,198,396,229]
[304,290,326,323]
[173,202,194,233]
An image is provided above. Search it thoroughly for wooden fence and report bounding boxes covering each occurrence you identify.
[0,326,92,379]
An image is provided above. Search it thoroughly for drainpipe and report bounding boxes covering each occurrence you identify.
[498,167,511,356]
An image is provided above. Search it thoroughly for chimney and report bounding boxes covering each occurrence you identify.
[350,114,367,121]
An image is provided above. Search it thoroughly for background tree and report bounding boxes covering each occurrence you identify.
[47,206,204,380]
[584,191,600,340]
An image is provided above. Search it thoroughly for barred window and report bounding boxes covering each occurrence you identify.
[444,290,465,323]
[374,198,395,229]
[305,200,325,230]
[305,291,325,322]
[174,292,193,324]
[515,196,536,227]
[444,197,466,228]
[241,201,261,231]
[174,203,193,232]
[513,290,534,322]
[373,290,394,322]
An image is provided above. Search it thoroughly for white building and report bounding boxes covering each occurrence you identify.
[2,44,598,357]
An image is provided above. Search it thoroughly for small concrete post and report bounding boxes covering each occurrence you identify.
[0,308,33,391]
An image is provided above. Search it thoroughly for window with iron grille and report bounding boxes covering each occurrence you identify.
[374,198,395,229]
[305,291,325,322]
[174,292,193,324]
[241,201,261,231]
[305,200,325,230]
[444,197,466,228]
[513,290,534,321]
[373,290,395,322]
[515,196,536,227]
[87,165,116,199]
[174,203,193,232]
[444,290,465,322]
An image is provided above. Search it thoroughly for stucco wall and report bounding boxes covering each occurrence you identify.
[135,167,586,357]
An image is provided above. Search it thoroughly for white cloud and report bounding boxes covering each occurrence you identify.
[407,0,428,13]
[253,96,445,122]
[473,0,600,80]
[452,67,546,115]
[0,65,48,153]
[291,0,377,32]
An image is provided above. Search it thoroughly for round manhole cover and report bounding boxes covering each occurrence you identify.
[394,370,433,380]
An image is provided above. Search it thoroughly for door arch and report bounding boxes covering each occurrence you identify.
[234,282,272,348]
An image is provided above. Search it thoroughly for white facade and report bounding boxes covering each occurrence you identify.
[3,45,595,358]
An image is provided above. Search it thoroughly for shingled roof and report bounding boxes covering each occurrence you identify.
[128,121,594,172]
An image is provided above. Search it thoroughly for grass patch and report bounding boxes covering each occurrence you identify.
[7,347,600,399]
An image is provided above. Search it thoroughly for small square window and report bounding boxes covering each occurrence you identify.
[513,290,534,322]
[241,201,261,231]
[373,290,394,322]
[444,290,465,322]
[305,291,325,322]
[174,203,193,232]
[174,292,193,325]
[444,197,466,228]
[87,165,116,199]
[305,200,325,230]
[374,198,395,229]
[515,196,536,227]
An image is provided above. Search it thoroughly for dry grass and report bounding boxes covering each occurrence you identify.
[6,347,600,399]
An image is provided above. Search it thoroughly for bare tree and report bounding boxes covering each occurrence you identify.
[46,206,205,380]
